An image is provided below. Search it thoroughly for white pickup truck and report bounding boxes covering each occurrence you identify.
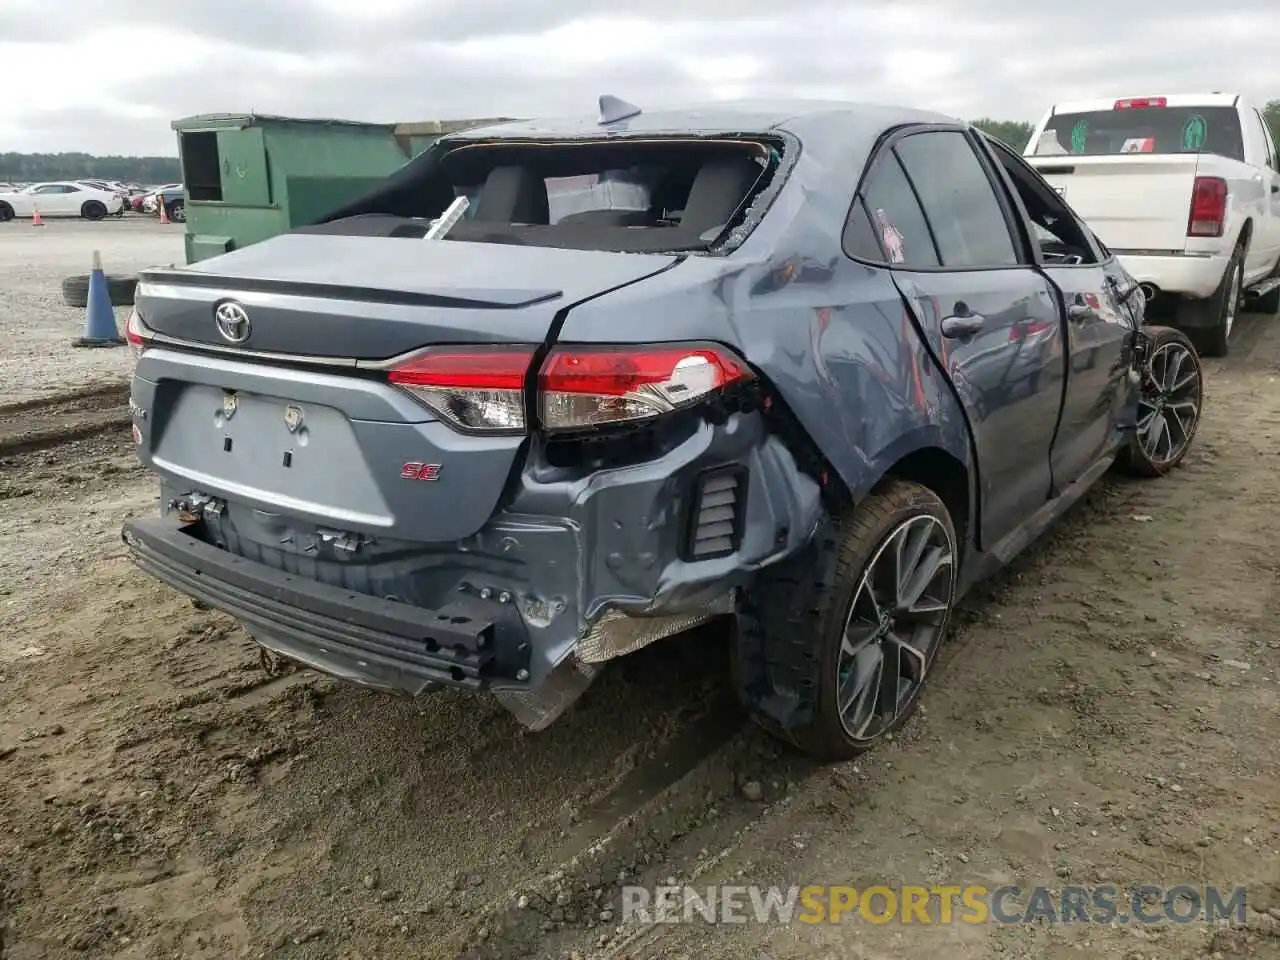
[1024,93,1280,356]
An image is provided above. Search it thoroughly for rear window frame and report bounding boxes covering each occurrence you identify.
[315,131,801,258]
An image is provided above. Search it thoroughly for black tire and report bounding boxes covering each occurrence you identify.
[167,200,185,223]
[1115,325,1204,478]
[735,479,958,761]
[60,274,138,309]
[81,200,108,221]
[0,202,12,222]
[1183,244,1244,358]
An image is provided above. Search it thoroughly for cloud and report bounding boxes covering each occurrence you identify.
[0,0,1277,155]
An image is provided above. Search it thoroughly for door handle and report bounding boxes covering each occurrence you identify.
[941,313,985,338]
[1067,303,1096,321]
[1271,183,1279,194]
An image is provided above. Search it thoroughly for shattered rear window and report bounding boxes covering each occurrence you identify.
[316,136,789,255]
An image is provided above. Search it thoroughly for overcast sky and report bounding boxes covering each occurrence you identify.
[1,0,1277,156]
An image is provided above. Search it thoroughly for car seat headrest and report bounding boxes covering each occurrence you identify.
[473,166,550,225]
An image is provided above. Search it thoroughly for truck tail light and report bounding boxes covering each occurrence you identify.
[1187,176,1228,238]
[388,343,753,434]
[387,347,534,433]
[1113,97,1167,109]
[124,308,151,364]
[538,344,752,432]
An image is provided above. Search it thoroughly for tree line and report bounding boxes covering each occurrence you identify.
[3,102,1278,184]
[0,152,181,185]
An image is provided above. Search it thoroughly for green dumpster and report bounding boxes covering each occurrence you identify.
[171,113,513,264]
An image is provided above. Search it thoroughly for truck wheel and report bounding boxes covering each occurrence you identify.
[735,480,957,761]
[1115,326,1204,477]
[1185,245,1243,358]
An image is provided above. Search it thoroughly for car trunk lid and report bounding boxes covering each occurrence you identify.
[136,232,681,359]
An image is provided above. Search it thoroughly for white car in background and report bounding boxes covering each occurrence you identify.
[0,181,126,222]
[1024,93,1280,357]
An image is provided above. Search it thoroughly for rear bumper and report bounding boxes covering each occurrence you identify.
[122,515,531,695]
[1114,252,1227,300]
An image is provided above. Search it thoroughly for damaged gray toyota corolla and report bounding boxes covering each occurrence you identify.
[121,97,1205,760]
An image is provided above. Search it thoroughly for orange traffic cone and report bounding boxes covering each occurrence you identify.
[158,200,170,225]
[32,204,44,226]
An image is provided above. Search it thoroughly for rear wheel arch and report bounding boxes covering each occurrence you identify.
[735,470,962,759]
[732,437,973,745]
[1230,219,1253,270]
[878,446,972,555]
[1237,218,1253,254]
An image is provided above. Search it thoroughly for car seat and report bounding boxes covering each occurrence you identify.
[472,166,550,224]
[677,156,765,238]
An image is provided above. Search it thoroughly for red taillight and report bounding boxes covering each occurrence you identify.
[386,343,753,434]
[538,344,751,431]
[124,308,150,362]
[387,347,535,433]
[1187,176,1228,238]
[1114,97,1166,109]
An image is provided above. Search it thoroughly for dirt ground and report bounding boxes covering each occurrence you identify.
[0,217,184,405]
[1,310,1278,960]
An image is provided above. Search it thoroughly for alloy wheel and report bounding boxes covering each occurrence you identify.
[836,514,955,743]
[1137,339,1202,467]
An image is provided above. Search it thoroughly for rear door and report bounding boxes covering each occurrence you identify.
[848,126,1066,552]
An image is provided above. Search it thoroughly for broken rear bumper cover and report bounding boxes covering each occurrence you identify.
[121,412,824,705]
[122,515,514,695]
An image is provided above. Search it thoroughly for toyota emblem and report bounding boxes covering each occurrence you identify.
[214,301,251,343]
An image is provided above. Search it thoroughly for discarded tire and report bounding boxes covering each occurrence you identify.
[61,274,138,309]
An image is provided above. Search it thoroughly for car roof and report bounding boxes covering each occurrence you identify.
[448,99,962,144]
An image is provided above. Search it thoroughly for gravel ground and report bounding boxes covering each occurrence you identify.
[0,217,184,405]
